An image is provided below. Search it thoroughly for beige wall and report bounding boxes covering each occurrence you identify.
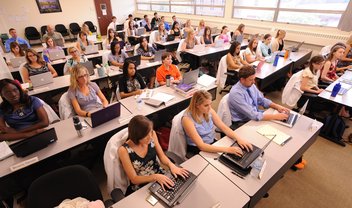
[0,0,99,38]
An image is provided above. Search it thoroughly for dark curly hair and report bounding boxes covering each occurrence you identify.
[0,79,30,114]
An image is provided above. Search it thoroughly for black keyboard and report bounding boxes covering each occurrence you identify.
[149,171,197,207]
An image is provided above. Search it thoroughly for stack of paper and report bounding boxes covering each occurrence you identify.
[0,141,14,160]
[197,74,216,87]
[256,125,292,146]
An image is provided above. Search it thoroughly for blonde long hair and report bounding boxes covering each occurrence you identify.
[187,90,212,123]
[70,64,91,90]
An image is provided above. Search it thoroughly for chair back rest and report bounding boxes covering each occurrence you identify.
[216,55,228,89]
[103,128,130,194]
[176,39,185,62]
[40,26,47,36]
[58,92,75,120]
[38,98,60,124]
[282,70,304,107]
[320,45,331,59]
[167,109,187,161]
[217,94,231,127]
[149,31,157,45]
[55,24,67,33]
[27,165,102,208]
[25,27,40,37]
[69,23,81,34]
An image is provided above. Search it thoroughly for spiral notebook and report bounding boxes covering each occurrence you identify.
[256,125,292,146]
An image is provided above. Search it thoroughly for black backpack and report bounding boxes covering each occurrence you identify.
[319,114,346,146]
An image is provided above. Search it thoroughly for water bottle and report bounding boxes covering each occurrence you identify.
[43,54,50,63]
[98,65,105,77]
[166,75,171,87]
[136,95,142,110]
[116,83,121,101]
[273,54,279,67]
[73,116,83,137]
[284,49,290,59]
[331,82,341,97]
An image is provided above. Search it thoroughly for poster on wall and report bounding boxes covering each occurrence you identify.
[36,0,62,14]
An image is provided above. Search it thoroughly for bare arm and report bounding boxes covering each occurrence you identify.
[321,61,335,82]
[47,63,58,77]
[21,66,31,83]
[71,97,89,117]
[226,54,242,70]
[300,77,323,94]
[96,90,109,108]
[120,89,142,99]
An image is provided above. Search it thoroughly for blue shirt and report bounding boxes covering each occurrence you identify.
[0,96,43,130]
[5,37,31,53]
[184,111,215,146]
[260,43,272,57]
[228,82,272,122]
[164,22,170,31]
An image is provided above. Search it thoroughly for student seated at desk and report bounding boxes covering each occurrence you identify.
[321,45,351,83]
[300,55,325,94]
[183,19,193,39]
[82,23,92,36]
[108,41,128,68]
[156,52,182,86]
[227,41,249,71]
[103,29,120,50]
[218,26,230,43]
[337,34,352,68]
[170,21,182,39]
[76,31,94,54]
[43,37,64,59]
[155,24,167,42]
[119,115,188,195]
[260,34,272,57]
[118,61,146,99]
[136,37,155,60]
[228,66,289,130]
[151,12,161,29]
[5,28,30,53]
[0,79,49,141]
[42,25,65,47]
[21,49,58,83]
[200,26,214,46]
[144,17,153,32]
[126,20,136,38]
[107,16,117,34]
[271,30,286,52]
[182,90,252,156]
[244,38,264,64]
[67,64,108,117]
[64,46,88,75]
[196,19,205,37]
[6,42,25,65]
[231,23,245,44]
[181,29,199,51]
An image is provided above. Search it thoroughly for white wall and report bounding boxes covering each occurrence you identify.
[111,0,135,24]
[0,0,99,38]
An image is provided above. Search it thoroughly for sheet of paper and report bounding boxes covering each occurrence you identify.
[0,141,14,160]
[151,92,174,103]
[256,125,292,146]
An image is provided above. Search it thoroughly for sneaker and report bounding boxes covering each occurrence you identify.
[294,162,305,170]
[301,159,307,166]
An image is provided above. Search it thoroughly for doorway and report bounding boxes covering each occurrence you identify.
[94,0,113,36]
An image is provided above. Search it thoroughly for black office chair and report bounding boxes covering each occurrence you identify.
[69,22,81,41]
[24,26,41,45]
[40,25,47,37]
[0,33,9,45]
[84,21,97,33]
[26,165,105,208]
[55,24,70,40]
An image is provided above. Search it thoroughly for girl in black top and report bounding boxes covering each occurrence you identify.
[170,21,181,39]
[200,26,213,45]
[118,115,188,195]
[118,61,146,99]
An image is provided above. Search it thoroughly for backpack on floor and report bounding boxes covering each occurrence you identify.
[319,114,345,142]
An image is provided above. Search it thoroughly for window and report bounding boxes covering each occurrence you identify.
[136,0,226,17]
[233,0,349,27]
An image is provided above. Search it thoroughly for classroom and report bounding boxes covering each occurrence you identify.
[0,0,351,207]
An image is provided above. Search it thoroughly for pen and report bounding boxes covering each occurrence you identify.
[231,171,244,179]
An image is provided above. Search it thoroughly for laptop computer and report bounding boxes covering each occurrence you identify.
[125,54,141,66]
[9,128,57,157]
[84,102,121,128]
[219,135,276,173]
[80,61,95,76]
[272,100,309,128]
[180,69,199,86]
[48,50,65,61]
[135,27,145,36]
[10,57,26,68]
[149,171,197,207]
[289,41,304,52]
[31,72,54,88]
[167,34,175,42]
[214,39,224,48]
[84,45,99,55]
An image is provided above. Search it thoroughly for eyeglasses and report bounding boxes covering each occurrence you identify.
[78,74,88,79]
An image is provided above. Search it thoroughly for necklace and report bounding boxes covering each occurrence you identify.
[15,106,26,117]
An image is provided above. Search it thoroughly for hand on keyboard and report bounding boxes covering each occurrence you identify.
[155,174,175,191]
[228,146,243,157]
[275,112,289,121]
[170,166,189,180]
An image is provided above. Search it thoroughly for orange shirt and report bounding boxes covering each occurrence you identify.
[156,64,182,83]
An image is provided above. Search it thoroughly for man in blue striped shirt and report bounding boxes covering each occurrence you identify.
[5,28,30,52]
[228,65,289,130]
